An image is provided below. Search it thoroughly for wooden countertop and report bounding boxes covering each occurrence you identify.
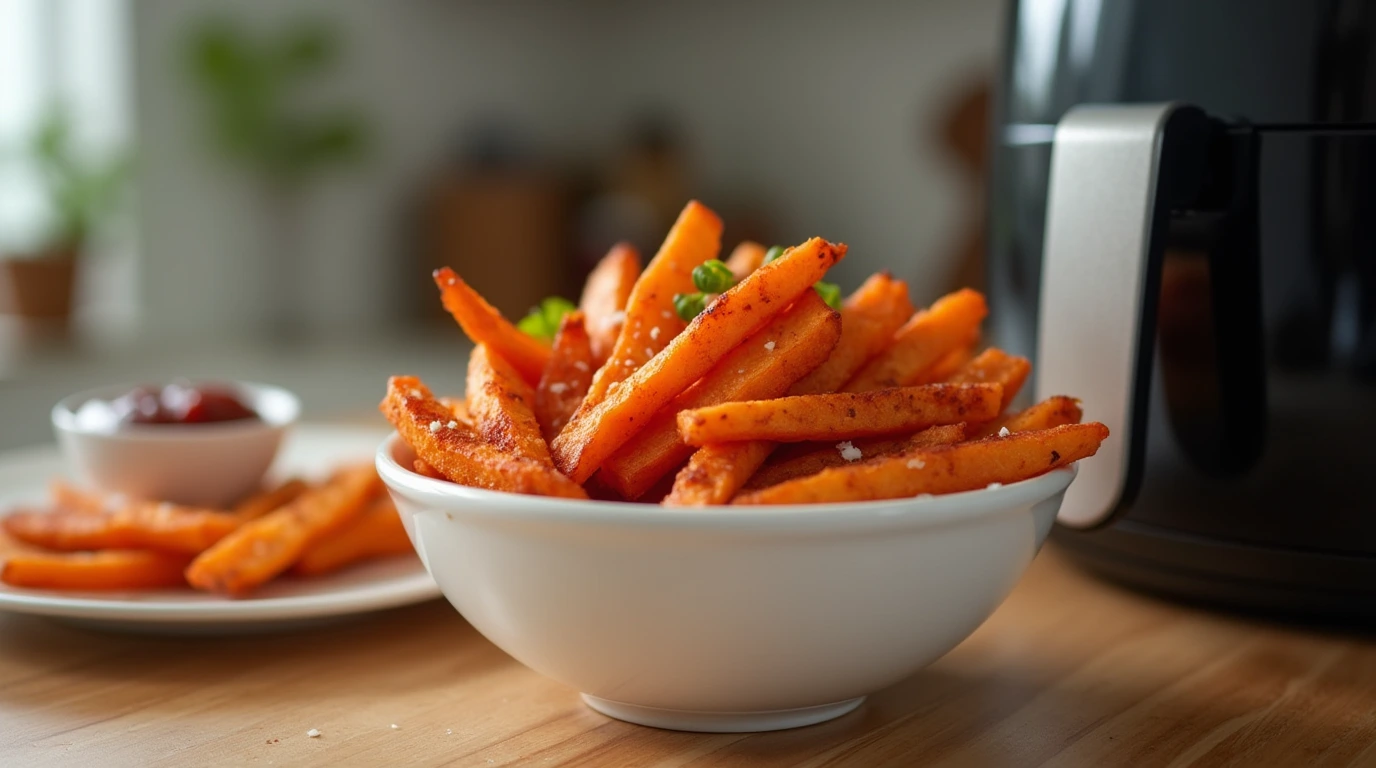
[3,545,1374,767]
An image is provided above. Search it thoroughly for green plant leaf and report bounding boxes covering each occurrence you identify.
[183,15,372,183]
[293,114,369,172]
[814,281,843,311]
[276,20,337,76]
[518,296,576,341]
[19,109,132,248]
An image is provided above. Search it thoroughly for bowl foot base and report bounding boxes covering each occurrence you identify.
[580,693,865,733]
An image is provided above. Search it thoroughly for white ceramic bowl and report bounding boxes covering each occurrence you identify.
[52,381,300,508]
[378,434,1073,733]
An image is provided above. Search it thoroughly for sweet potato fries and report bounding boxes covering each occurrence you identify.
[4,467,418,596]
[387,199,1108,506]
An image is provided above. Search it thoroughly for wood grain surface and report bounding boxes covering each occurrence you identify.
[2,545,1374,767]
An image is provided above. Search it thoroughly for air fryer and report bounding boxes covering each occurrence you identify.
[989,0,1376,618]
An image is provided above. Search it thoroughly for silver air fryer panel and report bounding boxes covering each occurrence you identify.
[1037,103,1182,529]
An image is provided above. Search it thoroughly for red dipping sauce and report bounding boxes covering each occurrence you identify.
[109,382,258,425]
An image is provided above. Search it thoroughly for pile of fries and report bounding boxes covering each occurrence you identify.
[1,467,414,594]
[385,200,1108,506]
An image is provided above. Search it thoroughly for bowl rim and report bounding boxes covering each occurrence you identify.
[376,431,1077,531]
[52,379,301,440]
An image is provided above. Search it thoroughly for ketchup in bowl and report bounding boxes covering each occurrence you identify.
[76,382,259,429]
[113,383,257,425]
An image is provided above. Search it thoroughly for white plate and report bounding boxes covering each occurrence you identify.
[0,425,440,634]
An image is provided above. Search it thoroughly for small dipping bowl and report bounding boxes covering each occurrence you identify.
[52,380,301,508]
[378,433,1075,733]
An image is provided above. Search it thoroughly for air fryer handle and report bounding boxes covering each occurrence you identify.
[1036,103,1216,529]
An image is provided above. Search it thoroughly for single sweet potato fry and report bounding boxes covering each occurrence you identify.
[734,422,1110,505]
[535,311,595,440]
[973,395,1084,438]
[599,290,840,498]
[50,481,115,514]
[914,343,975,385]
[2,550,192,591]
[742,424,967,492]
[580,243,641,366]
[790,272,915,396]
[662,440,778,507]
[185,465,381,596]
[291,495,413,577]
[663,274,913,506]
[413,460,446,479]
[553,237,848,483]
[946,348,1031,410]
[381,376,586,498]
[844,288,988,392]
[3,500,243,555]
[233,479,308,521]
[677,383,1000,447]
[725,241,767,281]
[434,267,551,386]
[438,396,472,425]
[580,201,723,411]
[468,344,552,464]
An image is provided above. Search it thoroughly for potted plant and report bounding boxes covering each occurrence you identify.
[184,16,370,340]
[0,110,130,329]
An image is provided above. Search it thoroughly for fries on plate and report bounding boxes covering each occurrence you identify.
[185,465,381,596]
[2,549,193,591]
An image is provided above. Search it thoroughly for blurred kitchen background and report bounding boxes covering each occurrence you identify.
[0,0,1002,450]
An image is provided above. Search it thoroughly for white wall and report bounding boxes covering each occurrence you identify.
[588,0,1002,294]
[132,0,601,341]
[132,0,1002,341]
[0,0,138,341]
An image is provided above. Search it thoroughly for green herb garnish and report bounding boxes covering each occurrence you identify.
[814,281,843,311]
[762,245,786,265]
[692,259,735,294]
[517,296,577,340]
[673,292,709,322]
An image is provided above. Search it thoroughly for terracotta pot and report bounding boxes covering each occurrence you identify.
[0,246,78,323]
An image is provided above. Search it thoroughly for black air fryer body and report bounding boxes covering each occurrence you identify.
[991,0,1376,617]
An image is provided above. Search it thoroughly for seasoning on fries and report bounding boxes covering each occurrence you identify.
[598,289,841,499]
[2,467,418,596]
[535,311,595,440]
[381,376,586,499]
[185,465,382,596]
[579,243,641,366]
[741,423,968,493]
[844,288,988,392]
[3,496,241,554]
[577,201,722,412]
[664,272,914,506]
[433,267,552,387]
[292,495,412,577]
[1,549,193,591]
[675,383,1002,446]
[233,479,309,521]
[390,198,1108,506]
[732,423,1110,505]
[551,236,848,483]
